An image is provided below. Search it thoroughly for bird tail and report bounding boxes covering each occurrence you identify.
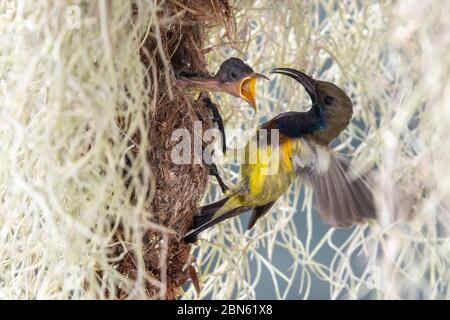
[184,197,249,243]
[247,201,275,230]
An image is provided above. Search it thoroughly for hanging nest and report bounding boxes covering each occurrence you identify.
[0,0,233,300]
[115,0,232,299]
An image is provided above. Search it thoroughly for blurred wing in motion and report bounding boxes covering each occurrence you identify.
[301,153,377,228]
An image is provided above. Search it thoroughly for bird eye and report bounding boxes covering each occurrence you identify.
[324,95,334,105]
[230,72,238,79]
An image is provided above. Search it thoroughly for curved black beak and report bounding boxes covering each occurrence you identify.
[271,68,317,105]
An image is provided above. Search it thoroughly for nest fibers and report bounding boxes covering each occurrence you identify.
[0,0,230,299]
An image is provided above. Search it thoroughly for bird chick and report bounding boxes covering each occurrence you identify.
[177,57,268,110]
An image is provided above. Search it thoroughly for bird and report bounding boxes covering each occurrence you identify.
[177,57,268,111]
[184,67,376,243]
[177,57,268,154]
[177,57,268,193]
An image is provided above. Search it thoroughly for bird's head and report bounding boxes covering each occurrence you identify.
[271,68,353,143]
[214,58,268,110]
[177,57,268,110]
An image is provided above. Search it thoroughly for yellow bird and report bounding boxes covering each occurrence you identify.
[184,68,376,243]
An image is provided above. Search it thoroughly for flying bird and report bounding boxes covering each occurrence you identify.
[177,57,268,192]
[184,68,376,243]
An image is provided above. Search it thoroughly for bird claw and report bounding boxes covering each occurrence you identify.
[202,97,227,155]
[188,264,202,297]
[205,162,229,194]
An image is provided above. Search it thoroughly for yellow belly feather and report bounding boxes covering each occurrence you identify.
[243,137,298,206]
[211,137,329,222]
[212,137,302,220]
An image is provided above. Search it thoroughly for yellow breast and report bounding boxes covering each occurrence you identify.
[281,138,294,171]
[247,138,296,197]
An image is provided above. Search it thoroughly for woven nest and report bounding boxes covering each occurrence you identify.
[115,0,232,299]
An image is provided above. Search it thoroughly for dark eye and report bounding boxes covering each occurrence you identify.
[230,72,238,79]
[324,95,334,105]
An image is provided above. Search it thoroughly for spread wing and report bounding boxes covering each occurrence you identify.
[301,153,377,228]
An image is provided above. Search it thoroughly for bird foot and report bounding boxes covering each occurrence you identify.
[201,97,226,155]
[204,162,229,194]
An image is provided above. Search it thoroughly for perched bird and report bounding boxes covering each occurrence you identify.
[177,57,268,192]
[184,68,376,243]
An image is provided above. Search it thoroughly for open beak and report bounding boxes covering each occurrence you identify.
[271,68,317,105]
[238,73,269,111]
[177,71,269,111]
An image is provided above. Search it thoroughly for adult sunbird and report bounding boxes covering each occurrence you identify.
[177,57,268,192]
[184,68,376,243]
